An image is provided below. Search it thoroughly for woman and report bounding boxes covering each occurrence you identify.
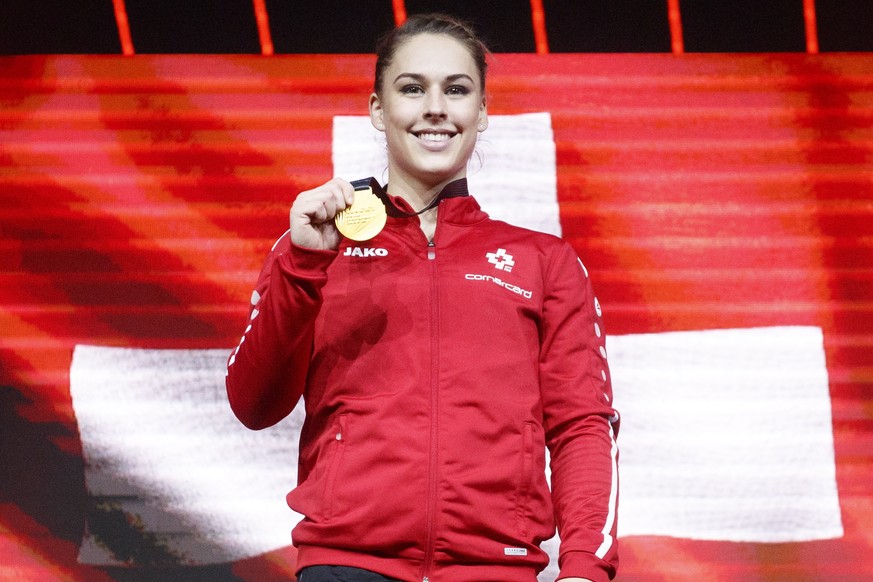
[226,13,619,582]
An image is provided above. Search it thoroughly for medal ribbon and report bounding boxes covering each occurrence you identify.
[350,177,466,218]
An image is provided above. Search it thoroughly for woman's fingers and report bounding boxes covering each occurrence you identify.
[297,178,354,222]
[289,178,356,250]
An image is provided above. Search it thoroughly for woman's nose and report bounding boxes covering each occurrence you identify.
[423,92,447,119]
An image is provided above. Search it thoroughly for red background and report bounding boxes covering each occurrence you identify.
[1,53,872,580]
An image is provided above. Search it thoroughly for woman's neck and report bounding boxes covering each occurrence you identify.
[387,172,464,242]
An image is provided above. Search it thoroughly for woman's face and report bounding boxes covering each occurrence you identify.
[369,33,488,191]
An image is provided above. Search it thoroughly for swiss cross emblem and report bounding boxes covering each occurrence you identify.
[486,248,515,272]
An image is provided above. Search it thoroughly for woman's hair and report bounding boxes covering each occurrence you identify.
[374,13,489,95]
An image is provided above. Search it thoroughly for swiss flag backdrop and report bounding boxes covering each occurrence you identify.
[1,54,872,581]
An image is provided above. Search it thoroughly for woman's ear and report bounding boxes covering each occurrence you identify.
[369,92,385,131]
[478,97,488,132]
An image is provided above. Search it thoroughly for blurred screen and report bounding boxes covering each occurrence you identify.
[1,53,871,581]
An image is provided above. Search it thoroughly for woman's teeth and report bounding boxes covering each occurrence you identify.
[418,132,451,142]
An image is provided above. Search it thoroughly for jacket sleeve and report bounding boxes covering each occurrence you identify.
[539,241,620,582]
[225,231,337,430]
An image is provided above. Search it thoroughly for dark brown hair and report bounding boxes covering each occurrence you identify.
[374,13,489,95]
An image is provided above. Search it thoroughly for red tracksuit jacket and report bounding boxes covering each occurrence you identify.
[226,179,619,582]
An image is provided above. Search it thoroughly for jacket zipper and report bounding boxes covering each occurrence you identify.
[423,238,438,581]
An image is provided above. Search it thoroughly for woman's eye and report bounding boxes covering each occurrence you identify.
[446,85,470,96]
[400,84,424,94]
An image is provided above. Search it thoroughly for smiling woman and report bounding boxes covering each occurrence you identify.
[225,13,619,582]
[368,31,488,240]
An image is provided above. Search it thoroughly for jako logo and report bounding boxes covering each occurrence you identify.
[486,248,515,272]
[343,247,388,257]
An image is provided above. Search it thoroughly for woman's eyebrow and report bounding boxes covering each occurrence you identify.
[445,73,475,83]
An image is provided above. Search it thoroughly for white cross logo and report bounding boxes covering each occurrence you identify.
[486,248,515,272]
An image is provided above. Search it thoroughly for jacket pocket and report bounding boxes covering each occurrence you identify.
[322,414,347,522]
[515,421,535,537]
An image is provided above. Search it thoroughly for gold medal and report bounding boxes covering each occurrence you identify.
[334,186,387,241]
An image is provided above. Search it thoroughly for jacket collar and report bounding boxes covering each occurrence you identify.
[368,178,487,226]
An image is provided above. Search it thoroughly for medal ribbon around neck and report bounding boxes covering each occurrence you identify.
[335,177,458,241]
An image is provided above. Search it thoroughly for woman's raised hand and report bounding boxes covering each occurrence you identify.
[289,178,356,251]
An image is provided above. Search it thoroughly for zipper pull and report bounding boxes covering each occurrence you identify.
[427,240,435,260]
